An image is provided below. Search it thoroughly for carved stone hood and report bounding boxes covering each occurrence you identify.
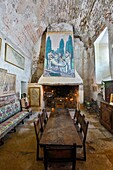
[38,23,83,86]
[38,70,83,85]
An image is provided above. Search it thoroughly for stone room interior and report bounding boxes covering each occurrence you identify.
[0,1,113,170]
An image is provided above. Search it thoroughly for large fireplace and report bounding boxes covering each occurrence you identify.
[38,69,83,109]
[38,28,83,109]
[43,85,79,109]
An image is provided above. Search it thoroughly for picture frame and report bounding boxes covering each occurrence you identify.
[3,73,16,95]
[110,93,113,103]
[44,31,75,77]
[0,68,7,95]
[29,87,40,107]
[0,38,2,57]
[5,43,25,70]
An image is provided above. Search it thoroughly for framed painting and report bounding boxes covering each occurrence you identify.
[0,38,2,57]
[0,68,7,95]
[5,43,25,70]
[110,93,113,103]
[29,87,40,107]
[3,73,16,94]
[44,31,75,77]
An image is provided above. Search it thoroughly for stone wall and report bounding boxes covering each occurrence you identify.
[1,1,113,101]
[0,32,32,96]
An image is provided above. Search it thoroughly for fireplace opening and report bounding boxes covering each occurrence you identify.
[43,85,79,109]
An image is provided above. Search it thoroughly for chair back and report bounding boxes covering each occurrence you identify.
[34,119,42,142]
[42,109,48,125]
[38,113,44,133]
[38,109,48,132]
[73,109,77,120]
[44,143,76,170]
[75,112,89,161]
[34,119,43,160]
[77,113,85,132]
[76,110,81,125]
[81,120,89,143]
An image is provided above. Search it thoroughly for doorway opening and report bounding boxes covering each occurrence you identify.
[94,27,111,84]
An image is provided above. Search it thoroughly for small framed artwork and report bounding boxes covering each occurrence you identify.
[0,38,2,57]
[0,68,7,95]
[110,93,113,103]
[5,43,25,70]
[29,87,40,107]
[3,73,16,94]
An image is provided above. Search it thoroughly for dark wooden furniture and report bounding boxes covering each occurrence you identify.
[38,109,48,133]
[34,119,43,160]
[73,110,89,161]
[78,118,89,161]
[73,110,85,131]
[100,101,113,134]
[40,109,82,147]
[44,143,76,170]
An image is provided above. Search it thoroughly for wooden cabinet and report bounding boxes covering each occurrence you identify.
[100,101,113,134]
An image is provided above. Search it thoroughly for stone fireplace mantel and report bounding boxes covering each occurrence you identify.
[38,70,84,105]
[38,70,83,85]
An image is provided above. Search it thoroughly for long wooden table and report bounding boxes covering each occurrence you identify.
[40,109,82,147]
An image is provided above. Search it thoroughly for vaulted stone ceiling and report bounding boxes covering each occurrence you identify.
[0,0,113,59]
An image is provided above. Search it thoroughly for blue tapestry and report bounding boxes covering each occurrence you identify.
[44,32,75,77]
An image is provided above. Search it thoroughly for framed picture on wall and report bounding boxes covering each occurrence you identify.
[0,68,7,95]
[110,93,113,104]
[29,87,40,107]
[0,38,2,57]
[5,43,25,70]
[44,31,75,77]
[3,73,16,94]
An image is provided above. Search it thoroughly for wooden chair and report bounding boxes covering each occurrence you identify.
[38,109,48,133]
[34,119,43,160]
[38,113,44,133]
[73,109,77,121]
[77,119,89,161]
[42,108,48,125]
[44,143,77,170]
[73,110,85,132]
[73,110,81,123]
[77,113,85,132]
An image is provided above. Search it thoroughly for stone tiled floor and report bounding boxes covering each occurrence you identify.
[0,109,113,170]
